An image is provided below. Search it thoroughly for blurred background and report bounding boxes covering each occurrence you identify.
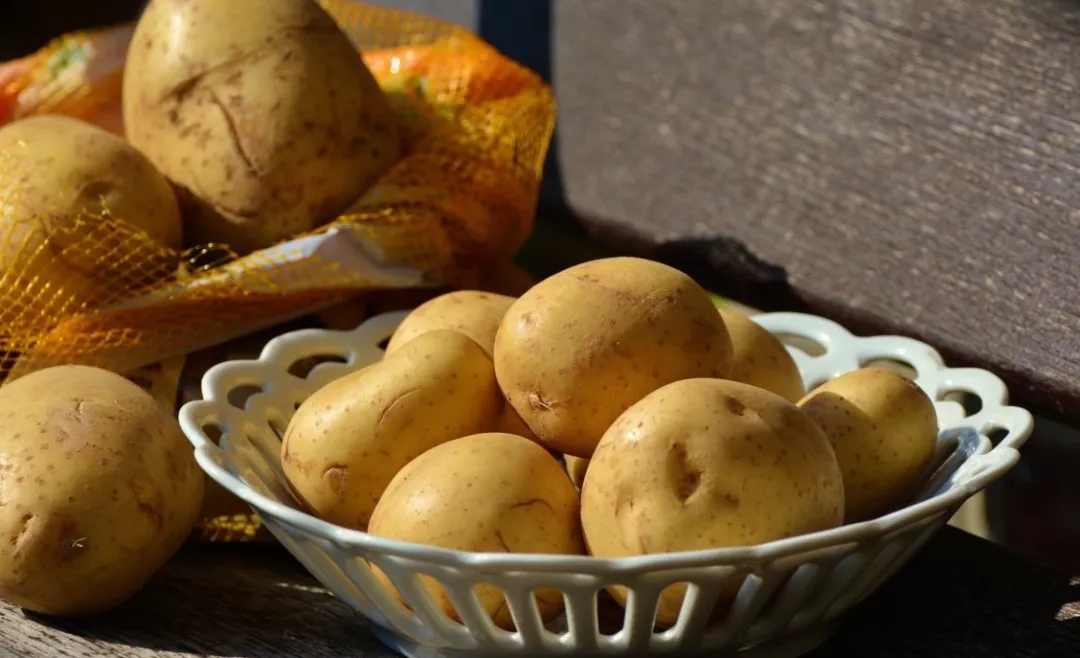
[0,1,144,58]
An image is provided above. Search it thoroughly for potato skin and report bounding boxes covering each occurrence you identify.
[0,115,183,313]
[580,378,844,626]
[123,0,402,253]
[0,365,204,617]
[798,368,939,522]
[281,329,502,529]
[494,257,733,458]
[385,290,516,359]
[368,432,583,629]
[719,309,805,403]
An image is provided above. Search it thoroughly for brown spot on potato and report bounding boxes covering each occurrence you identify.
[322,464,350,495]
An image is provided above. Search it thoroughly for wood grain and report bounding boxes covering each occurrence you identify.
[1,528,1077,656]
[543,0,1080,420]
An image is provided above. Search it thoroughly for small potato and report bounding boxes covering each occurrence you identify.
[0,365,204,616]
[368,432,584,629]
[719,308,805,402]
[123,0,402,253]
[798,367,939,522]
[495,257,733,458]
[581,378,844,627]
[564,455,588,490]
[385,290,515,358]
[281,329,502,529]
[496,402,540,443]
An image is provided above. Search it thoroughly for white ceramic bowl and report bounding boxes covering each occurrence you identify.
[178,311,1033,658]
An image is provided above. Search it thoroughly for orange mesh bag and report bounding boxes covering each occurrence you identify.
[0,1,555,382]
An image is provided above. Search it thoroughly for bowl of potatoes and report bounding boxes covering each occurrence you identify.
[178,256,1033,658]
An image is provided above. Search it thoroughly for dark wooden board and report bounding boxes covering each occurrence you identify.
[1,527,1076,657]
[547,0,1080,424]
[368,0,1080,423]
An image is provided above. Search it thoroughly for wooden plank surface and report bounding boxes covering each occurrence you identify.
[1,527,1076,657]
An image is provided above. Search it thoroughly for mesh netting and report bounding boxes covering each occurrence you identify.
[0,0,554,383]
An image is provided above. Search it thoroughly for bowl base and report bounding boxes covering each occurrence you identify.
[371,622,837,658]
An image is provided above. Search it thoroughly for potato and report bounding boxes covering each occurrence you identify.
[798,367,938,522]
[123,0,402,253]
[496,402,540,442]
[385,291,515,359]
[495,257,733,458]
[581,378,844,627]
[0,365,204,616]
[281,329,502,529]
[564,455,588,490]
[0,115,182,315]
[368,432,583,629]
[719,308,805,403]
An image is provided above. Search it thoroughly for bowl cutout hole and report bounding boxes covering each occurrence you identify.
[859,357,916,380]
[227,383,264,411]
[201,422,223,445]
[596,588,628,636]
[287,353,349,379]
[987,427,1009,444]
[773,332,827,357]
[377,336,391,351]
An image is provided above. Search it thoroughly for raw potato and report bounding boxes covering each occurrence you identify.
[368,432,583,629]
[496,402,540,443]
[719,308,805,402]
[564,455,588,490]
[0,365,204,616]
[385,290,515,358]
[0,115,182,314]
[798,367,939,522]
[581,378,844,627]
[495,257,733,458]
[123,0,402,253]
[281,329,502,529]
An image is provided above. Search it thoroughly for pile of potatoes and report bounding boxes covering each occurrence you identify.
[280,256,940,628]
[0,0,402,314]
[0,0,403,616]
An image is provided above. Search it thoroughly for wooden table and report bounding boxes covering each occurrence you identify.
[2,526,1077,657]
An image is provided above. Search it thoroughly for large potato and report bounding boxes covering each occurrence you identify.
[123,0,402,253]
[0,365,204,616]
[798,367,939,522]
[385,290,515,358]
[0,115,182,316]
[719,308,805,402]
[281,329,502,529]
[368,432,583,629]
[495,257,733,458]
[581,378,844,627]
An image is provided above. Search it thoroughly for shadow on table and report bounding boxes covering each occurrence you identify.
[25,544,385,658]
[812,527,1080,657]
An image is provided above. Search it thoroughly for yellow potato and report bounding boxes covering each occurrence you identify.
[368,432,583,629]
[123,0,402,253]
[0,115,182,317]
[0,366,204,616]
[581,378,844,627]
[281,329,502,529]
[496,402,540,442]
[564,455,588,490]
[495,257,733,458]
[385,290,515,358]
[798,367,939,522]
[719,308,805,402]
